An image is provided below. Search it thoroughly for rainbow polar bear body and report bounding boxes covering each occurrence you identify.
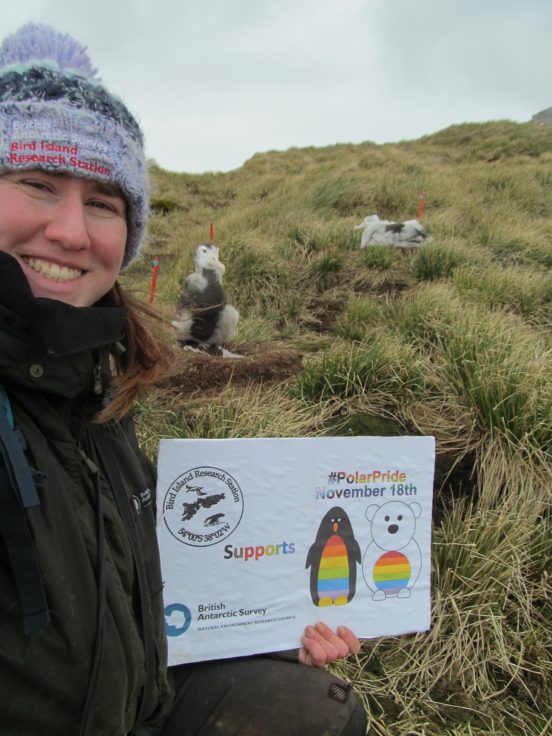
[373,550,411,595]
[362,501,422,601]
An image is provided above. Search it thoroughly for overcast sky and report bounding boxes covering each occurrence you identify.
[3,1,551,173]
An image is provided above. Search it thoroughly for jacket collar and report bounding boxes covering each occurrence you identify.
[0,252,127,356]
[0,252,127,400]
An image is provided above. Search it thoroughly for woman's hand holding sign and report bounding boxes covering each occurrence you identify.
[299,622,361,667]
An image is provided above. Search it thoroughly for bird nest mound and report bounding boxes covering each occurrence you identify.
[160,342,304,397]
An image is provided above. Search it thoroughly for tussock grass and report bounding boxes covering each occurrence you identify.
[362,245,398,270]
[134,121,552,734]
[308,252,345,292]
[134,385,330,456]
[411,241,477,281]
[367,284,461,348]
[437,308,552,453]
[232,313,281,344]
[334,297,384,341]
[452,265,552,324]
[290,337,429,403]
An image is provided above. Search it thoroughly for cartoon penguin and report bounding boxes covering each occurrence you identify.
[306,506,361,607]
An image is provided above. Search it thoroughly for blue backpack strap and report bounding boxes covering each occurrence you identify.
[0,386,39,509]
[0,384,50,633]
[0,384,13,428]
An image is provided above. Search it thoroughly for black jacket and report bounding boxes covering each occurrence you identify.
[0,255,170,735]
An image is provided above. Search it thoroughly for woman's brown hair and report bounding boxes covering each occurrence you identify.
[97,282,174,422]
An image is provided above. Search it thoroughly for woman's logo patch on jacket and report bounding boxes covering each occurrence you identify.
[131,487,153,515]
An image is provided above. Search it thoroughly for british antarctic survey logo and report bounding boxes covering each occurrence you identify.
[164,603,192,637]
[163,466,244,547]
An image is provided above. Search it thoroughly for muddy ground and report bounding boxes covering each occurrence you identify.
[160,342,304,397]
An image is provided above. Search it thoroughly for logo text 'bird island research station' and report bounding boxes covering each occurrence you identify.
[163,466,244,547]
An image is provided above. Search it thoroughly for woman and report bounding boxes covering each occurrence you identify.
[0,23,367,736]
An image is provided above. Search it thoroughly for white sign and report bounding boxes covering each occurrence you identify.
[156,436,435,665]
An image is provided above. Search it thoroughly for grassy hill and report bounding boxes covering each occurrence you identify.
[124,121,552,735]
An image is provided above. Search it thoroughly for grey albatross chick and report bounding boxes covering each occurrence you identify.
[354,214,427,248]
[172,243,240,356]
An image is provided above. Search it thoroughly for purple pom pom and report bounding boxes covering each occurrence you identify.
[0,23,98,79]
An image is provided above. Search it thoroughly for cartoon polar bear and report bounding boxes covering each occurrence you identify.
[362,501,422,600]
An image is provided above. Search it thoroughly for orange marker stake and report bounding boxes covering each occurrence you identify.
[209,222,214,242]
[418,193,425,222]
[149,256,160,304]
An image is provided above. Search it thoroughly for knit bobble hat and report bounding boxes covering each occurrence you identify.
[0,23,148,268]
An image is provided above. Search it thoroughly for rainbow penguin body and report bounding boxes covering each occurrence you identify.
[306,507,361,607]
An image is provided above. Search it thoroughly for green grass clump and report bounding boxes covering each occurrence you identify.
[411,241,471,281]
[438,308,552,453]
[362,245,397,270]
[308,175,370,216]
[282,225,329,254]
[371,284,461,347]
[290,337,427,403]
[282,222,359,255]
[223,239,291,312]
[334,297,384,341]
[308,253,344,292]
[453,265,552,324]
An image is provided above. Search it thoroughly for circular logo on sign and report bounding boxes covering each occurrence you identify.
[164,603,192,637]
[163,466,244,547]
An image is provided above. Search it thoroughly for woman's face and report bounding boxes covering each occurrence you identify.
[0,170,127,307]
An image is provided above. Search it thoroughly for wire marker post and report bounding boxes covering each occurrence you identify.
[149,256,160,304]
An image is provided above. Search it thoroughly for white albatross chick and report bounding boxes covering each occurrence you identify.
[354,214,427,248]
[172,243,241,357]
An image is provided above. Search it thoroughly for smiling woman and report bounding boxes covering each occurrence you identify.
[0,22,366,736]
[0,22,174,736]
[0,171,127,306]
